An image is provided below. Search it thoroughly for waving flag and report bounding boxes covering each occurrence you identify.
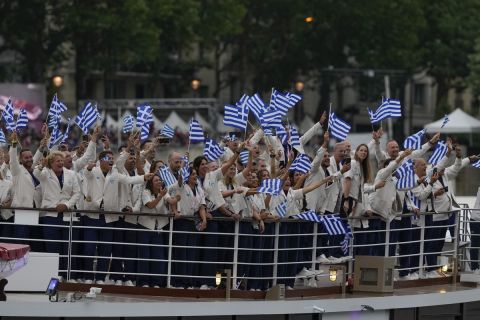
[140,121,152,142]
[122,114,134,134]
[161,123,175,138]
[75,102,99,134]
[261,106,282,125]
[47,94,67,128]
[189,119,204,143]
[2,98,15,132]
[158,166,177,188]
[395,158,415,189]
[0,129,6,143]
[203,139,225,161]
[328,112,351,141]
[289,153,312,174]
[403,129,425,150]
[293,210,322,222]
[270,89,302,116]
[224,94,249,130]
[428,140,448,165]
[136,104,153,129]
[441,114,449,128]
[239,150,249,165]
[340,224,353,255]
[15,109,28,130]
[60,118,72,144]
[275,201,287,218]
[263,116,286,136]
[257,178,282,195]
[289,126,301,147]
[321,214,347,235]
[247,93,266,123]
[472,160,480,168]
[48,125,63,148]
[368,99,402,123]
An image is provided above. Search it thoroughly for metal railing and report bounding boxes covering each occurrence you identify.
[0,206,477,289]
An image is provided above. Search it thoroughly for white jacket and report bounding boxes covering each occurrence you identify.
[138,189,170,230]
[0,179,13,220]
[9,146,42,209]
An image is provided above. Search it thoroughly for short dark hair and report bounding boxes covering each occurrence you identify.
[19,148,32,157]
[193,155,207,173]
[98,150,113,160]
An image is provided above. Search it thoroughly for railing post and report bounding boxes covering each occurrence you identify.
[272,221,280,286]
[453,209,460,281]
[385,219,391,257]
[311,223,318,271]
[67,212,73,281]
[419,215,426,278]
[166,217,174,288]
[232,220,240,287]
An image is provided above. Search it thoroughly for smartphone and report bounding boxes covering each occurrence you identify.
[433,167,438,175]
[344,157,351,165]
[82,134,89,142]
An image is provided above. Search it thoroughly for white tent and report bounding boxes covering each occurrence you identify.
[194,111,212,131]
[105,114,120,130]
[424,108,480,133]
[165,111,188,131]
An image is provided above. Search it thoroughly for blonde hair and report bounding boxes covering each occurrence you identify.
[46,151,64,168]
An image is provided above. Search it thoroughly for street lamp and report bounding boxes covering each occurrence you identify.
[191,78,200,91]
[295,80,305,92]
[304,16,314,23]
[52,75,63,88]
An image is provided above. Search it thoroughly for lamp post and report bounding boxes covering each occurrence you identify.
[191,77,200,97]
[294,79,305,123]
[52,75,64,88]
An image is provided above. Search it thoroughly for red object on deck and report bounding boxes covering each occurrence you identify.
[0,243,30,261]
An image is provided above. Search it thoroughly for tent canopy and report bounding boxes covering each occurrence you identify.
[424,108,480,133]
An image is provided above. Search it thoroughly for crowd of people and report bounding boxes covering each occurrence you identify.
[0,111,479,290]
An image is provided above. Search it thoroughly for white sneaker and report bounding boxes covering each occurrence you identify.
[96,280,105,285]
[142,284,149,288]
[316,254,331,264]
[84,279,93,284]
[338,255,353,263]
[409,272,420,280]
[68,279,77,283]
[153,285,160,288]
[124,280,134,287]
[76,279,84,284]
[115,280,123,286]
[296,267,315,278]
[199,284,210,290]
[307,278,317,287]
[328,256,341,264]
[286,286,294,290]
[426,271,441,279]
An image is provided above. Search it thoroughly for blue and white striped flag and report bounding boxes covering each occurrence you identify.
[368,99,402,123]
[48,125,63,148]
[189,119,204,143]
[161,123,175,138]
[204,139,225,161]
[122,114,134,134]
[428,140,448,166]
[328,112,351,141]
[293,210,322,222]
[289,153,312,174]
[264,117,287,136]
[263,128,273,136]
[472,160,480,168]
[136,104,153,129]
[158,166,177,188]
[2,98,15,132]
[247,93,266,123]
[0,129,6,143]
[270,89,302,116]
[60,118,72,144]
[75,102,98,134]
[47,94,67,128]
[321,214,346,235]
[257,178,282,195]
[140,121,151,142]
[341,224,353,255]
[289,126,300,147]
[239,150,249,165]
[261,106,282,125]
[275,201,287,218]
[403,129,425,150]
[395,159,415,189]
[441,114,449,128]
[224,94,249,130]
[15,109,28,130]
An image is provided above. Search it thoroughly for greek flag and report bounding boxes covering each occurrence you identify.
[122,114,134,134]
[264,117,286,136]
[289,126,300,147]
[293,210,322,222]
[270,89,300,116]
[189,119,204,143]
[257,178,282,195]
[15,109,28,130]
[48,125,63,148]
[47,94,67,126]
[472,160,480,168]
[75,102,98,134]
[0,129,6,143]
[340,224,353,255]
[290,153,312,174]
[441,114,449,128]
[161,123,175,138]
[48,113,60,129]
[204,139,224,161]
[395,159,415,189]
[428,140,448,165]
[275,201,287,218]
[261,106,283,124]
[60,118,72,144]
[136,104,153,129]
[140,121,151,142]
[247,93,266,123]
[368,99,402,123]
[328,112,351,141]
[403,129,425,150]
[263,128,273,136]
[2,98,15,132]
[321,214,346,235]
[239,150,249,165]
[158,166,177,188]
[224,94,249,130]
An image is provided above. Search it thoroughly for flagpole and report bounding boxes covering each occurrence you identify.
[326,103,332,131]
